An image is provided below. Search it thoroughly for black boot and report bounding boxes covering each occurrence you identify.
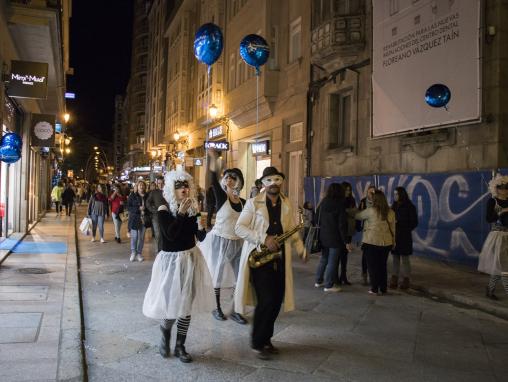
[159,326,171,358]
[174,333,192,363]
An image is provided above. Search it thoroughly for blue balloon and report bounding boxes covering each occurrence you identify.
[425,84,451,108]
[1,132,23,150]
[194,23,223,66]
[0,146,21,164]
[239,34,270,73]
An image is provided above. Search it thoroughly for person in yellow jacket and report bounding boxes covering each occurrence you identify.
[51,181,64,215]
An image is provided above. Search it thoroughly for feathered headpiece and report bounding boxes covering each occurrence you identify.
[163,170,199,216]
[488,173,508,197]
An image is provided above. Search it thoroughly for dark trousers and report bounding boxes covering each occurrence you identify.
[65,202,74,216]
[364,243,391,293]
[55,201,62,213]
[336,247,349,283]
[361,249,368,275]
[251,259,285,350]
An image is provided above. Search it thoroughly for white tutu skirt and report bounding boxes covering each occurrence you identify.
[478,231,508,275]
[198,232,243,288]
[142,247,214,319]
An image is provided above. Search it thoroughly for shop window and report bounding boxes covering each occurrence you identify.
[329,92,351,148]
[289,17,302,63]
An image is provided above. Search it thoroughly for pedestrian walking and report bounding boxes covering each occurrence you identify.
[76,184,84,206]
[87,184,109,243]
[61,183,76,216]
[199,149,247,324]
[146,176,169,252]
[109,184,127,243]
[249,179,263,198]
[142,170,212,363]
[357,184,376,285]
[355,190,395,296]
[390,187,418,290]
[127,180,148,262]
[340,181,357,285]
[478,175,508,299]
[314,183,351,292]
[51,181,64,215]
[235,166,306,360]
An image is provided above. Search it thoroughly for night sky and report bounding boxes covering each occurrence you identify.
[67,0,134,150]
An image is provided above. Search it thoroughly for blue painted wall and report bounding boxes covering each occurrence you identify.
[304,171,499,267]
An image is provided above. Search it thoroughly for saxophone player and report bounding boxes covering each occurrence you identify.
[234,166,306,360]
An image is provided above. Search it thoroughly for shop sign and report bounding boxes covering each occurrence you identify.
[208,125,224,139]
[31,114,56,147]
[67,170,74,178]
[251,140,270,156]
[7,61,49,99]
[204,140,229,151]
[193,158,204,166]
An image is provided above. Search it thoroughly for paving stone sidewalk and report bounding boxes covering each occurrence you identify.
[0,212,83,382]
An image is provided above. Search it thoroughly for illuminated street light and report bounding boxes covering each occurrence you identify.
[173,131,180,141]
[64,138,71,145]
[209,104,218,119]
[93,146,98,150]
[151,150,157,158]
[65,148,71,154]
[63,113,70,123]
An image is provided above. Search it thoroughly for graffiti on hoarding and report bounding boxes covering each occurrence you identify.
[304,171,500,266]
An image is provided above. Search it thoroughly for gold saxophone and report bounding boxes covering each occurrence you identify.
[248,212,304,269]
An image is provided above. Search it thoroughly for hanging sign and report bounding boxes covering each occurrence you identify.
[208,125,224,139]
[193,158,204,166]
[31,114,56,147]
[7,61,49,99]
[251,140,270,156]
[204,140,229,151]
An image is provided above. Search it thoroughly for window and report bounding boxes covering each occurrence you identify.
[228,53,235,91]
[268,26,279,70]
[329,92,351,147]
[289,17,302,63]
[334,0,361,15]
[389,0,399,15]
[289,122,303,143]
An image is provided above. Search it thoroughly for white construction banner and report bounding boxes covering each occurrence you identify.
[372,0,481,136]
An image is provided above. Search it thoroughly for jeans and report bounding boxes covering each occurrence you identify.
[130,226,146,255]
[55,201,62,213]
[251,259,285,350]
[392,254,411,278]
[112,213,122,238]
[364,243,391,293]
[91,214,105,239]
[315,247,340,288]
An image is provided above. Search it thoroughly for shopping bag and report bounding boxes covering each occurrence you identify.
[79,217,92,236]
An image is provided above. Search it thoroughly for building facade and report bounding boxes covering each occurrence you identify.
[0,0,71,238]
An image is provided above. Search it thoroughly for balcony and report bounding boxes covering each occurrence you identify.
[311,14,366,67]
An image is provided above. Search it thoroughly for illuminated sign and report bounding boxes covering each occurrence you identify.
[65,92,76,99]
[31,114,56,147]
[7,61,49,99]
[204,141,229,151]
[67,170,74,178]
[208,125,224,139]
[251,140,270,155]
[193,158,204,166]
[55,123,62,134]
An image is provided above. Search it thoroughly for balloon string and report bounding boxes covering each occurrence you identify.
[256,69,259,145]
[205,64,211,176]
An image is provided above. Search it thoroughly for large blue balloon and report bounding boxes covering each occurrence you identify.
[239,34,270,74]
[0,146,21,164]
[425,84,451,108]
[1,132,23,150]
[194,23,223,66]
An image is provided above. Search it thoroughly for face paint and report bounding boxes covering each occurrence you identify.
[262,175,283,187]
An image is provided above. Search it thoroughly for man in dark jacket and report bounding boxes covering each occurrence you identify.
[205,185,216,229]
[146,176,168,252]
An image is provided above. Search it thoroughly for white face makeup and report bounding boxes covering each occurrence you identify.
[262,175,284,187]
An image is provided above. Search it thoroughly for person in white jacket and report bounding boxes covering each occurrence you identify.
[234,166,306,360]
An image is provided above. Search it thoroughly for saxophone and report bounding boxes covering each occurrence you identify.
[248,212,304,269]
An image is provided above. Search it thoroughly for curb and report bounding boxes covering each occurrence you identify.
[411,283,508,321]
[57,212,87,381]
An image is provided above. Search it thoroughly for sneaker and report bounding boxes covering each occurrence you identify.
[212,308,227,321]
[252,347,271,360]
[368,290,378,295]
[136,254,144,262]
[230,312,247,325]
[314,282,324,288]
[324,286,342,293]
[91,237,96,242]
[264,341,279,354]
[129,253,136,262]
[100,238,106,243]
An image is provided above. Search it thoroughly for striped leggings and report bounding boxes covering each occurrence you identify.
[487,273,508,295]
[161,316,191,336]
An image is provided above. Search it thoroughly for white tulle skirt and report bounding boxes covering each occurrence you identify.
[478,230,508,276]
[198,232,243,288]
[142,247,214,319]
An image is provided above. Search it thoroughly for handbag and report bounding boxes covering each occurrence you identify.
[141,213,152,228]
[79,217,92,236]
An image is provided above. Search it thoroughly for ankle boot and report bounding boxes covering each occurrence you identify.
[400,277,410,290]
[389,275,398,289]
[174,333,192,363]
[159,326,171,358]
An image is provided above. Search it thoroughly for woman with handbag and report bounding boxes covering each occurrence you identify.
[355,190,395,295]
[127,180,148,262]
[109,184,127,243]
[87,184,109,243]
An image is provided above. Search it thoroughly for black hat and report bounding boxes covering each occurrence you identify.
[223,168,244,189]
[260,166,285,181]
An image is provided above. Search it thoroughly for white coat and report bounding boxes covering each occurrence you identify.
[234,191,304,315]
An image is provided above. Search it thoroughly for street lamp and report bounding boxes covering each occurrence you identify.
[63,113,70,123]
[64,138,71,145]
[173,131,180,141]
[209,104,219,119]
[65,148,71,154]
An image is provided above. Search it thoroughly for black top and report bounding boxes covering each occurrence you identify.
[486,198,508,227]
[158,209,206,252]
[266,197,283,236]
[62,187,76,204]
[392,200,418,255]
[127,192,147,230]
[211,171,245,212]
[146,189,168,214]
[316,196,350,248]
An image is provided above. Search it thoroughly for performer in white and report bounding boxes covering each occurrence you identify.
[478,174,508,300]
[199,150,247,324]
[142,170,212,363]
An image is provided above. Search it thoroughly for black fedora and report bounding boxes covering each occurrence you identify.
[260,166,285,181]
